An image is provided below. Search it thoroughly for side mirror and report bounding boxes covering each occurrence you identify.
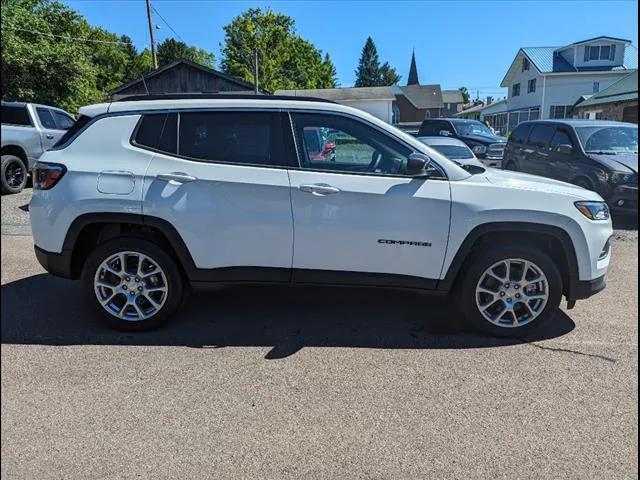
[407,153,431,177]
[557,144,573,155]
[439,130,452,137]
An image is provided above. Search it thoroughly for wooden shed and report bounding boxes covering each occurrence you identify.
[109,59,266,100]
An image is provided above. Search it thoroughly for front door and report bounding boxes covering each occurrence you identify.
[287,112,451,286]
[142,110,295,281]
[547,126,576,182]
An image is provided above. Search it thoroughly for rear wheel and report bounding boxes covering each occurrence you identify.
[81,237,184,331]
[1,155,28,194]
[458,246,562,337]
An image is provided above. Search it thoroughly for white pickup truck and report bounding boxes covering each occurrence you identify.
[1,101,75,194]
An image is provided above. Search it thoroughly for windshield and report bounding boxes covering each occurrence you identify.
[452,120,494,137]
[429,144,474,160]
[576,126,638,154]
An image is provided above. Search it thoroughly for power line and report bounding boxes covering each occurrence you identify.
[4,26,134,45]
[151,4,185,43]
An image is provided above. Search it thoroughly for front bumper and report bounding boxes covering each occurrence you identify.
[568,275,607,300]
[607,184,638,214]
[34,245,74,279]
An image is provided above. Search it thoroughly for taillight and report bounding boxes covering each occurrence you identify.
[34,162,67,190]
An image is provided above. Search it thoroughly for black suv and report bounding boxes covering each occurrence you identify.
[418,118,507,167]
[503,120,638,214]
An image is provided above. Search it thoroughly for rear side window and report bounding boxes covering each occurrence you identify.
[178,111,274,166]
[527,124,556,149]
[509,123,532,144]
[53,115,92,148]
[1,105,31,126]
[37,108,57,129]
[134,113,167,150]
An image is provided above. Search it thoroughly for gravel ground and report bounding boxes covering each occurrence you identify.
[1,189,638,479]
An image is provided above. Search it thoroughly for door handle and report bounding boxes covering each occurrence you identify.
[45,134,54,139]
[157,172,197,184]
[299,183,341,195]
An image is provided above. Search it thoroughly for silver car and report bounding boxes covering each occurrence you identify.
[417,136,488,169]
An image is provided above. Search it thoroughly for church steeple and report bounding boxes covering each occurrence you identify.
[407,49,419,86]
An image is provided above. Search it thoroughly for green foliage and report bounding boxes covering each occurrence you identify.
[459,86,470,103]
[220,8,337,91]
[157,38,215,69]
[354,37,400,87]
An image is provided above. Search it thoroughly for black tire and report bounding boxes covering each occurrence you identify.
[458,245,563,337]
[81,237,184,331]
[1,155,28,194]
[504,161,518,172]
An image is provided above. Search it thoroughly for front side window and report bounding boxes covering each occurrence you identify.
[509,123,532,144]
[576,126,638,154]
[527,124,556,149]
[51,111,75,130]
[550,129,574,150]
[512,83,521,97]
[178,111,274,166]
[291,112,414,176]
[36,108,57,129]
[1,105,31,126]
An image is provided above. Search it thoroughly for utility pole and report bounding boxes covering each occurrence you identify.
[145,0,158,69]
[253,50,259,95]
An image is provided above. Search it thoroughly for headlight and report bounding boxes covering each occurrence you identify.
[472,145,487,154]
[575,201,610,221]
[610,171,633,185]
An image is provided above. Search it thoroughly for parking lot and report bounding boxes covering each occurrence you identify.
[1,189,638,479]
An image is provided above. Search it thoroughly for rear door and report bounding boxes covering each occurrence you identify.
[287,111,451,286]
[142,110,295,281]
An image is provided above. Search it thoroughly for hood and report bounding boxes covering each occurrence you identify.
[459,133,507,145]
[483,168,601,200]
[587,153,638,173]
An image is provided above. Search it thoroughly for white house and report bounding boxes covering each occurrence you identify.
[275,87,397,123]
[500,36,637,129]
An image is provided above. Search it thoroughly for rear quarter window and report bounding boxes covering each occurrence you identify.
[1,105,31,126]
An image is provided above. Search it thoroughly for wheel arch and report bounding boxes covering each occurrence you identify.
[64,213,198,280]
[438,222,579,297]
[1,145,28,163]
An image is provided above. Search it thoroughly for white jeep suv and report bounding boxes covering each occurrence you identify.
[30,95,613,336]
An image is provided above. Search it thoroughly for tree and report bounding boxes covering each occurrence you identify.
[220,8,337,91]
[354,37,400,87]
[459,86,470,103]
[157,38,215,68]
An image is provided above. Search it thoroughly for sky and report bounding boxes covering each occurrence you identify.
[63,0,638,99]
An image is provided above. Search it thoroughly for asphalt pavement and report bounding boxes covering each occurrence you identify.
[1,190,638,479]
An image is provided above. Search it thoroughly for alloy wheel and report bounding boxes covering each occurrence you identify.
[5,159,26,188]
[475,258,549,328]
[94,251,168,321]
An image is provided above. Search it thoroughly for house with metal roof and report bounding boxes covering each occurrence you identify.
[275,86,398,123]
[573,70,638,123]
[500,36,637,130]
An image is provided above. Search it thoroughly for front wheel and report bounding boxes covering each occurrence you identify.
[81,237,184,331]
[458,246,562,337]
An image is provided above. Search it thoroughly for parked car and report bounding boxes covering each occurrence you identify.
[30,94,612,337]
[1,101,76,194]
[418,118,507,168]
[417,136,485,169]
[503,120,638,215]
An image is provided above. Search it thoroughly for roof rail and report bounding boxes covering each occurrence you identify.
[113,93,337,104]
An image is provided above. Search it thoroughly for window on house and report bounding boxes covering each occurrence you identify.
[610,44,616,60]
[527,78,536,93]
[584,46,590,62]
[550,105,573,119]
[512,83,521,97]
[522,57,530,72]
[593,82,600,93]
[600,46,611,60]
[589,46,600,60]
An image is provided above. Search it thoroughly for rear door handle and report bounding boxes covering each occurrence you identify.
[157,172,197,184]
[299,183,341,195]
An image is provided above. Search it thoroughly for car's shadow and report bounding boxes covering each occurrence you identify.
[1,274,576,359]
